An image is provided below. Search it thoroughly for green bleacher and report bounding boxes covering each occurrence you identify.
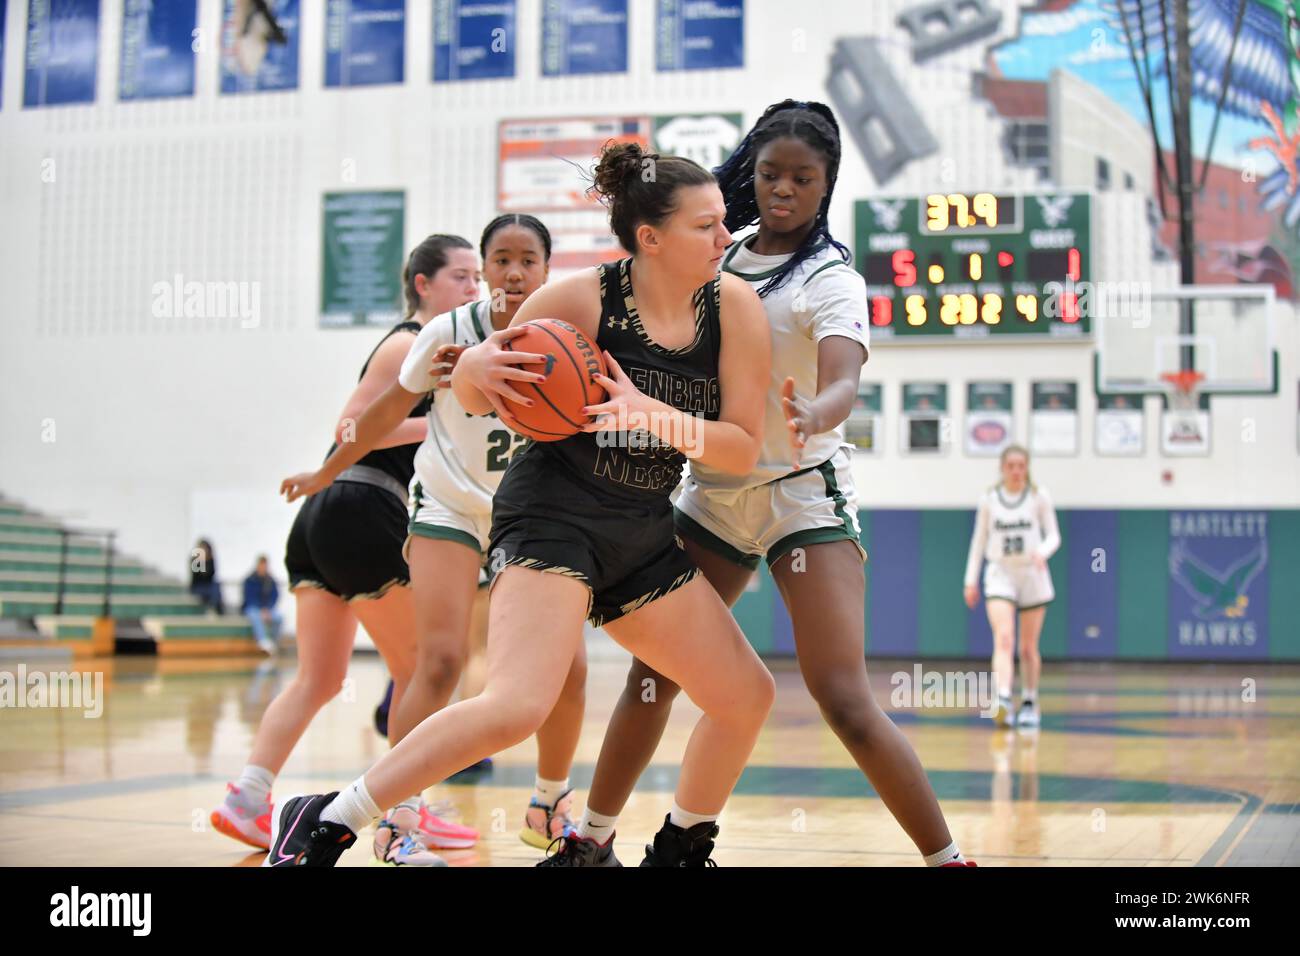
[0,493,261,655]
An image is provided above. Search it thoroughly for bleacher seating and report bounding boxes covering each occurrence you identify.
[0,493,271,657]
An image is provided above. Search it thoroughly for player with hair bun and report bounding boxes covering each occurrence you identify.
[263,142,778,868]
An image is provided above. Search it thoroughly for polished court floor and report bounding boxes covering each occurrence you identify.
[1,651,1297,866]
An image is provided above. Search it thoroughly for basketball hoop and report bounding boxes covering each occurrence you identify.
[1160,370,1205,414]
[1160,370,1210,456]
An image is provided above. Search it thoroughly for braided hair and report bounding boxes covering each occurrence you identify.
[479,213,553,262]
[713,99,851,297]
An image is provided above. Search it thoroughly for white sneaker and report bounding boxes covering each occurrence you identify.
[1017,700,1040,728]
[992,694,1014,728]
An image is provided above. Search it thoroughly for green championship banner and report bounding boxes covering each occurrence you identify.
[321,191,406,328]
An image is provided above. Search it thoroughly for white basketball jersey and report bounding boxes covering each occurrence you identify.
[398,302,529,516]
[982,485,1047,567]
[690,237,870,492]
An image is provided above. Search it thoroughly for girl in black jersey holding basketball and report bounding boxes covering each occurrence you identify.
[263,144,777,868]
[211,236,479,864]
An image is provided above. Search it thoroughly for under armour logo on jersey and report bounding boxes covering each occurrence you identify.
[607,315,629,331]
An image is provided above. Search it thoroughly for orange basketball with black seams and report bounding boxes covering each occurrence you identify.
[499,319,608,442]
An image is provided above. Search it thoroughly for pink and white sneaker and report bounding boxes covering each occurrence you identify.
[210,782,272,850]
[371,819,448,867]
[416,799,478,849]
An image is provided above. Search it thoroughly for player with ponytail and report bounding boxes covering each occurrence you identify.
[263,143,777,868]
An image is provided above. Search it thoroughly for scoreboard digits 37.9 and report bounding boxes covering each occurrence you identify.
[854,192,1092,340]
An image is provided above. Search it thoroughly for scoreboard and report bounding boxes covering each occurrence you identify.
[853,192,1092,340]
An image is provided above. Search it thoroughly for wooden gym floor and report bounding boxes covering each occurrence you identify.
[1,652,1297,866]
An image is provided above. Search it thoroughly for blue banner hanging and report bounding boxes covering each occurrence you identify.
[219,0,299,94]
[540,0,627,77]
[24,0,101,107]
[433,0,514,81]
[324,0,405,88]
[656,0,743,71]
[119,0,197,101]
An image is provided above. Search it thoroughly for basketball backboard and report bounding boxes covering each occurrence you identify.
[1095,285,1278,397]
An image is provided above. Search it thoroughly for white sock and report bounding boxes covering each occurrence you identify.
[320,777,381,834]
[235,765,274,802]
[669,802,716,831]
[923,842,965,867]
[396,795,421,816]
[1021,689,1036,704]
[577,808,618,843]
[533,776,569,808]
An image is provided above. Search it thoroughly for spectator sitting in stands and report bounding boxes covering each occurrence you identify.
[190,539,225,615]
[242,555,282,655]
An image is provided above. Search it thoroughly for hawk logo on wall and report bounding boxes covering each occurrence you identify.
[1169,540,1268,620]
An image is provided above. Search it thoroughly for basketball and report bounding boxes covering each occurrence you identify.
[499,319,607,442]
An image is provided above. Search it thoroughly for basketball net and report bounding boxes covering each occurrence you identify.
[1160,370,1208,451]
[1161,370,1205,414]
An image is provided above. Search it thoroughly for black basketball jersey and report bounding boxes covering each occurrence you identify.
[500,258,722,508]
[323,320,431,487]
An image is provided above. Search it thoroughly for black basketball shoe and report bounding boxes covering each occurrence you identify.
[536,832,623,867]
[262,793,357,867]
[639,815,719,867]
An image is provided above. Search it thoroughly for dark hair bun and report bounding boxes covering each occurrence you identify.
[588,141,713,253]
[592,141,652,206]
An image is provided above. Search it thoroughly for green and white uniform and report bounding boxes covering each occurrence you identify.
[674,237,870,569]
[398,301,528,557]
[963,484,1060,609]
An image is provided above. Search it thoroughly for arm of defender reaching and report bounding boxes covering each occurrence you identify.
[781,264,870,467]
[280,381,424,502]
[334,331,429,450]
